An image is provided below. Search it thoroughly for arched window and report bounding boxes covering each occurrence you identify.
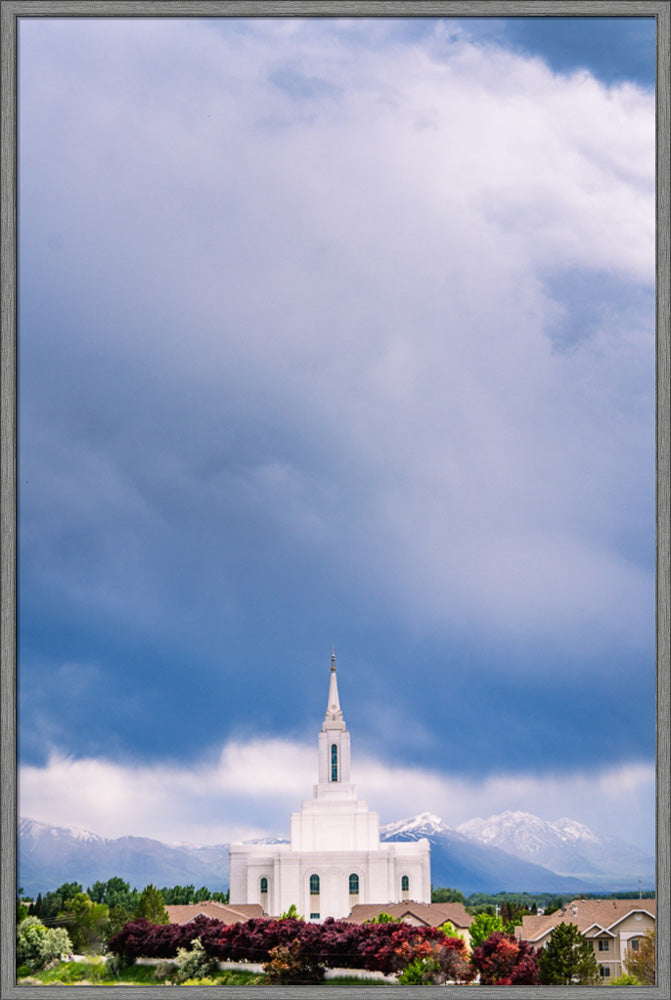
[331,743,338,782]
[401,875,409,895]
[260,877,268,893]
[349,873,359,895]
[310,874,320,895]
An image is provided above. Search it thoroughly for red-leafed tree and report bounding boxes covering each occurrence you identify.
[471,931,539,985]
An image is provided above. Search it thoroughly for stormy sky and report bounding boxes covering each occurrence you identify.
[18,14,656,853]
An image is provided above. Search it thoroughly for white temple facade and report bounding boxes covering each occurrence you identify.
[229,653,431,920]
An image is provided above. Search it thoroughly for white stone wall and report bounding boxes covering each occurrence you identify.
[229,839,430,920]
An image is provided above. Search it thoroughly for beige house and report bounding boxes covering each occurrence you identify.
[516,898,655,982]
[165,901,263,925]
[345,901,473,949]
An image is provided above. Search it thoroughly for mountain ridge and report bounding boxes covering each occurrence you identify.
[19,812,654,899]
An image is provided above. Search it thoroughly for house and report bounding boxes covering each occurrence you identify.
[229,653,431,920]
[345,901,473,948]
[516,898,656,982]
[165,901,264,925]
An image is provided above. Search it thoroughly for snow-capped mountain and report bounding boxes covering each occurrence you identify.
[380,813,589,895]
[19,810,654,898]
[381,811,452,840]
[456,810,654,881]
[18,819,230,898]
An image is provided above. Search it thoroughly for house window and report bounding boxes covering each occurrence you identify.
[599,966,611,978]
[331,744,338,781]
[310,874,320,895]
[598,940,610,952]
[630,938,641,951]
[260,877,268,893]
[349,873,359,895]
[310,913,320,920]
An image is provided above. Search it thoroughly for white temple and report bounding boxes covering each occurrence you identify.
[228,653,431,920]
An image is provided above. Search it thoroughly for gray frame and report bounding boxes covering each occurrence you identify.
[1,2,668,998]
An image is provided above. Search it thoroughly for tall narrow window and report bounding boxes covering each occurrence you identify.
[310,874,320,895]
[349,873,359,895]
[260,877,268,893]
[331,743,338,781]
[401,875,409,899]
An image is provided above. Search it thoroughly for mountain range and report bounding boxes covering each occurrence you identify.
[18,811,654,899]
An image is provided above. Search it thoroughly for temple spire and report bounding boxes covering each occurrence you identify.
[323,649,345,730]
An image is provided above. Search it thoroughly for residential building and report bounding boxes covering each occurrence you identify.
[345,901,472,948]
[516,898,656,982]
[165,901,264,925]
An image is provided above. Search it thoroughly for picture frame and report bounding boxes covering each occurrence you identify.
[1,2,669,997]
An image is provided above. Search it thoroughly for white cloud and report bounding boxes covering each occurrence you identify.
[19,738,655,853]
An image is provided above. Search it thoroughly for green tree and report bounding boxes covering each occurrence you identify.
[133,884,169,924]
[108,903,134,939]
[538,922,600,985]
[623,929,655,985]
[88,876,137,910]
[16,916,72,972]
[469,911,504,948]
[432,887,466,904]
[57,893,110,954]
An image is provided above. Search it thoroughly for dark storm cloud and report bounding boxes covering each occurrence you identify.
[17,16,655,849]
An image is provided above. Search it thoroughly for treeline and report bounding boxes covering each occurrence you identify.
[431,887,655,920]
[18,878,229,955]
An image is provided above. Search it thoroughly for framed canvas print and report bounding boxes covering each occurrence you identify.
[1,1,669,997]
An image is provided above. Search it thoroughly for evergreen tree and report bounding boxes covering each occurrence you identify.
[538,922,600,985]
[133,884,170,924]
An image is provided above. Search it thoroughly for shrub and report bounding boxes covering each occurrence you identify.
[471,931,539,985]
[174,937,220,983]
[154,960,179,983]
[395,936,475,985]
[16,916,73,972]
[264,937,325,984]
[624,929,655,985]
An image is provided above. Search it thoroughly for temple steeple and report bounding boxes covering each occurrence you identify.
[323,648,345,731]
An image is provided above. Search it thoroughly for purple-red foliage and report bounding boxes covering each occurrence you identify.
[108,914,472,976]
[471,931,540,986]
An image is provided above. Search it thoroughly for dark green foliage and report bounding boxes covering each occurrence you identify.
[538,921,600,985]
[431,887,466,904]
[87,877,138,911]
[133,884,169,924]
[30,882,84,922]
